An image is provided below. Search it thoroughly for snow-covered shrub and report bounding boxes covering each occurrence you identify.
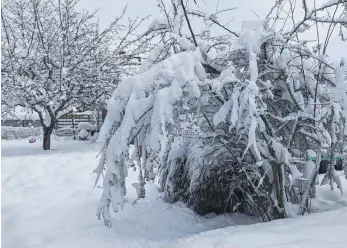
[77,129,90,140]
[1,127,42,140]
[95,0,347,227]
[94,48,205,227]
[78,122,96,132]
[76,122,97,141]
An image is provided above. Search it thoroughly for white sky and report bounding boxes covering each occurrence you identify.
[77,0,346,63]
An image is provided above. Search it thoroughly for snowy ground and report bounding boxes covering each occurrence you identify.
[2,139,347,248]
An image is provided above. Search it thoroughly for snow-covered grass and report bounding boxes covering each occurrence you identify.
[2,139,347,248]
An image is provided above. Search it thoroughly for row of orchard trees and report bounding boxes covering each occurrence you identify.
[1,0,155,149]
[95,0,347,227]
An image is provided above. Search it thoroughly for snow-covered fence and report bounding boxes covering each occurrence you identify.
[57,111,103,131]
[1,127,42,140]
[55,127,74,137]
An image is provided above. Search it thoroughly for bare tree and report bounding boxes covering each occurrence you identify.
[1,0,149,150]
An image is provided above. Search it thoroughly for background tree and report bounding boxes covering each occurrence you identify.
[1,0,148,150]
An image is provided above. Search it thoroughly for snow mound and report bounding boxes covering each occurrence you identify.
[78,122,96,131]
[311,172,347,212]
[173,208,347,248]
[77,129,89,139]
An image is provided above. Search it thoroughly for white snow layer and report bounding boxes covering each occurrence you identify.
[148,15,168,31]
[2,139,347,248]
[78,122,96,131]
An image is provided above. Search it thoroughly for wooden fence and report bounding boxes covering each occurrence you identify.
[57,110,106,131]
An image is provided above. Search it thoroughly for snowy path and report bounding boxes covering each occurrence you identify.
[2,139,347,248]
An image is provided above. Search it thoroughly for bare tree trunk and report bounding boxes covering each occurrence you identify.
[43,124,54,150]
[269,163,287,219]
[268,139,287,219]
[102,109,107,123]
[277,164,287,218]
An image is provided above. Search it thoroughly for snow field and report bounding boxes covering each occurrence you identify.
[1,139,255,248]
[2,139,347,248]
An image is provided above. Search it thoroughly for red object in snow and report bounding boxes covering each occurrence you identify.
[29,138,36,143]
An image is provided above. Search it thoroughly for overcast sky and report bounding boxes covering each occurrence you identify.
[76,0,346,63]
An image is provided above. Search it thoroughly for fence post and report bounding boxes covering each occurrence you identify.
[72,114,76,140]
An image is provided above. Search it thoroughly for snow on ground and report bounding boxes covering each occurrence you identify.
[2,139,347,248]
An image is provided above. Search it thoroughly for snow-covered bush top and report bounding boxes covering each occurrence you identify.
[99,48,204,152]
[95,49,207,226]
[95,0,347,227]
[78,122,97,132]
